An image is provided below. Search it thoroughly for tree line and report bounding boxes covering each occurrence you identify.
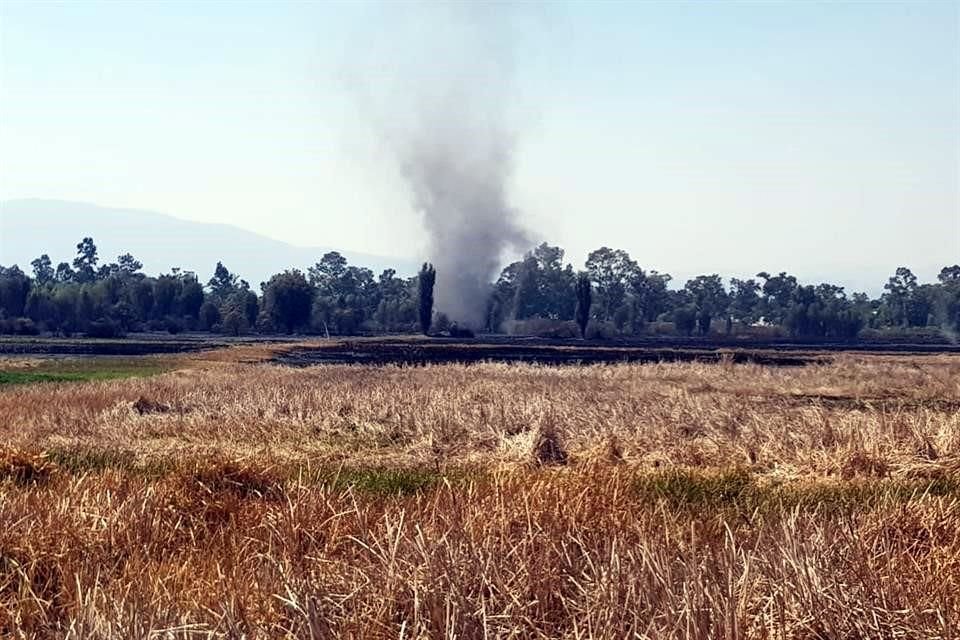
[1,237,958,340]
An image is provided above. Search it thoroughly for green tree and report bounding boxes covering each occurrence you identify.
[585,247,638,322]
[208,262,239,300]
[673,304,698,336]
[526,243,576,321]
[221,309,246,336]
[418,263,436,335]
[936,265,960,332]
[72,237,99,283]
[31,255,54,285]
[728,278,761,325]
[373,269,415,332]
[574,272,592,339]
[939,265,960,285]
[24,287,48,324]
[116,253,143,277]
[152,275,179,319]
[881,267,928,327]
[684,275,728,335]
[51,286,79,335]
[77,289,96,330]
[784,284,864,338]
[756,272,798,324]
[0,266,32,317]
[177,276,205,321]
[512,254,541,320]
[199,301,221,331]
[307,252,378,334]
[308,252,348,290]
[128,280,155,321]
[55,262,75,283]
[630,270,672,324]
[263,270,313,333]
[226,288,259,327]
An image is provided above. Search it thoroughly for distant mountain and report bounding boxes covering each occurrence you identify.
[0,199,419,287]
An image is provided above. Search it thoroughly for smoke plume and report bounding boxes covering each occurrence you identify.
[355,4,530,327]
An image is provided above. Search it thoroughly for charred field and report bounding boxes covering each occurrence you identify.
[273,333,960,368]
[5,332,958,364]
[1,340,959,638]
[0,334,290,357]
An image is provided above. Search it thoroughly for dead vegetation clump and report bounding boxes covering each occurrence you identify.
[599,432,625,465]
[917,438,939,461]
[532,424,568,466]
[0,448,56,485]
[131,395,170,415]
[841,450,891,480]
[188,459,285,500]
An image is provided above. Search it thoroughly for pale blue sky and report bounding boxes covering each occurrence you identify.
[1,0,957,290]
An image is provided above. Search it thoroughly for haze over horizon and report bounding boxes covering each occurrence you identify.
[1,1,957,290]
[0,197,948,299]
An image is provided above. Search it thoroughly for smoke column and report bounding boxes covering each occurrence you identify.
[354,3,531,327]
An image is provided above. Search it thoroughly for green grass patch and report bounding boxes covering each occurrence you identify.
[636,467,754,507]
[44,446,175,477]
[0,370,149,385]
[632,468,960,514]
[0,357,171,386]
[327,468,445,496]
[27,447,452,496]
[45,447,139,473]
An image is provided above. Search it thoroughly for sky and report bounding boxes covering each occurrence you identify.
[1,0,958,291]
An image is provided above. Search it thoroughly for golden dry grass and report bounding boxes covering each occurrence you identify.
[1,352,959,638]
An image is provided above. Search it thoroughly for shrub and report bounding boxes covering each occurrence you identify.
[433,312,451,334]
[199,302,221,331]
[13,317,40,335]
[673,306,697,336]
[254,311,276,334]
[86,318,124,339]
[586,321,618,340]
[648,321,675,336]
[447,324,475,339]
[506,317,578,339]
[221,310,247,336]
[0,316,40,335]
[164,316,184,335]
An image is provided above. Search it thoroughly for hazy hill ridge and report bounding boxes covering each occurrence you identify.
[0,199,418,286]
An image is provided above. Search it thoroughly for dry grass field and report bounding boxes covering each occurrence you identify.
[1,348,959,638]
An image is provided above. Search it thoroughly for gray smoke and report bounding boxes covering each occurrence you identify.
[399,100,529,327]
[355,3,530,327]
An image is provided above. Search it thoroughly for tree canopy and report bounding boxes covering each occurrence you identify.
[2,235,957,341]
